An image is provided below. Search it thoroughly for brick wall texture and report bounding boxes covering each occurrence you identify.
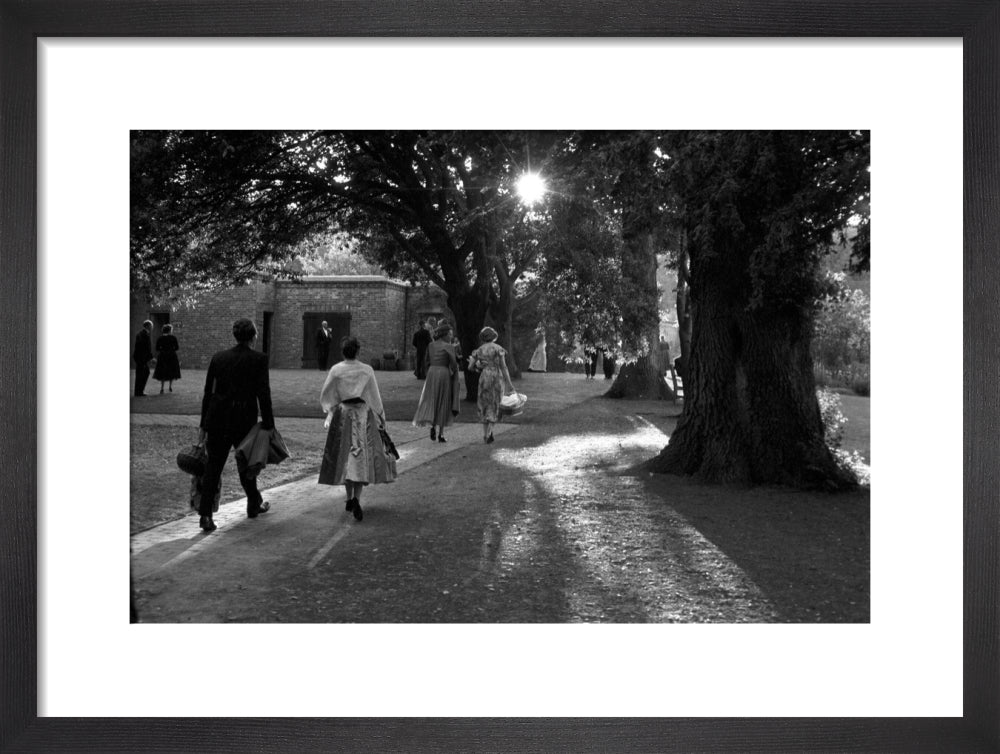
[130,277,452,371]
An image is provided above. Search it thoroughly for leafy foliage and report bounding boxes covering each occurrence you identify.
[288,225,386,276]
[813,272,870,368]
[662,130,870,314]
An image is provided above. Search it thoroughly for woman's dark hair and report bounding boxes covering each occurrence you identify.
[341,336,361,359]
[232,318,257,343]
[161,324,173,334]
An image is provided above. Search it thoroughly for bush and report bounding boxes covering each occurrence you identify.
[370,358,381,370]
[817,386,870,486]
[817,387,846,450]
[813,273,869,396]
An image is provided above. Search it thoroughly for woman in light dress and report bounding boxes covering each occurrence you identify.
[318,336,396,522]
[527,324,547,372]
[468,326,515,444]
[412,321,460,442]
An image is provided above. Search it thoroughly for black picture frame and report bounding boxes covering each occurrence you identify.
[2,3,995,751]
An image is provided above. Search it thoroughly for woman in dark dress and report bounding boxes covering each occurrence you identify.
[153,324,181,393]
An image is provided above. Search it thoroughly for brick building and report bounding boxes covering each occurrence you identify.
[129,277,450,370]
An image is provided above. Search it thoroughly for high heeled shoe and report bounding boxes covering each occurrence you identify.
[352,498,363,521]
[430,427,436,441]
[345,497,356,512]
[199,515,217,532]
[438,435,446,443]
[487,433,494,444]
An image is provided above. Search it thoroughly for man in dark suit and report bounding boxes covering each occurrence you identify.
[132,320,154,396]
[196,318,276,532]
[315,320,332,370]
[412,320,432,379]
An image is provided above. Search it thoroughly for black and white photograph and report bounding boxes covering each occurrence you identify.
[128,129,871,624]
[12,27,985,749]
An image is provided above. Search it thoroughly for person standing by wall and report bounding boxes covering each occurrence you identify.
[132,320,154,397]
[153,323,181,393]
[412,321,460,442]
[197,318,276,532]
[412,319,432,379]
[315,320,332,370]
[318,336,396,521]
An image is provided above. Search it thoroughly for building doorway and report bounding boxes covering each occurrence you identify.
[302,312,350,369]
[150,312,170,341]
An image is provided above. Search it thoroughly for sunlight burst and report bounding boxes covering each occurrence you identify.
[515,172,547,205]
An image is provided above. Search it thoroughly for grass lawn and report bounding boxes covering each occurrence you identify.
[131,372,870,534]
[839,394,870,463]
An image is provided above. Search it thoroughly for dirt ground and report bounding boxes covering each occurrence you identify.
[132,374,869,624]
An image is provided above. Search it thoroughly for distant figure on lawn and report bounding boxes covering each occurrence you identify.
[468,326,515,444]
[319,336,397,522]
[601,346,616,380]
[153,323,181,394]
[412,321,460,443]
[583,344,599,380]
[132,320,154,397]
[315,320,333,370]
[528,324,547,372]
[197,318,276,532]
[412,319,432,379]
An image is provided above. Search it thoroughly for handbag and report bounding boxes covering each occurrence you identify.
[176,442,208,476]
[379,426,400,460]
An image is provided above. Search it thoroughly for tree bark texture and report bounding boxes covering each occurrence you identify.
[648,243,854,489]
[606,355,673,399]
[607,231,672,399]
[446,285,489,402]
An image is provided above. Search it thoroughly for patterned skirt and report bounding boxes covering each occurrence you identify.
[318,402,397,486]
[477,366,505,423]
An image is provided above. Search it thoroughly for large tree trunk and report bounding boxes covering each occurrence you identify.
[446,285,490,402]
[607,231,673,399]
[647,244,854,489]
[606,355,673,399]
[488,273,521,380]
[675,231,692,382]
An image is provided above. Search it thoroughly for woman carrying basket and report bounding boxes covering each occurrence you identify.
[468,326,516,444]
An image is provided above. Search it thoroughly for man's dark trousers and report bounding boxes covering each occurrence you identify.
[200,426,263,517]
[134,363,151,396]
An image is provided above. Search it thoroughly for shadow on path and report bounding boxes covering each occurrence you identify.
[133,395,869,623]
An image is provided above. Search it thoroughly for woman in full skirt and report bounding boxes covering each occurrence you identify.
[412,321,460,442]
[318,336,396,522]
